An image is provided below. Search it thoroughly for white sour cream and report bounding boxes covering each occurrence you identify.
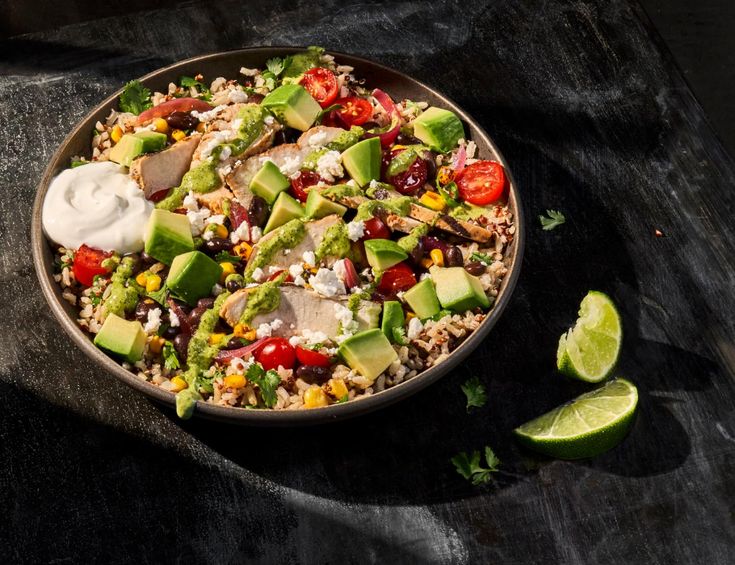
[42,161,153,253]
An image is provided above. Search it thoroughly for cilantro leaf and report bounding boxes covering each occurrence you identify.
[70,159,89,168]
[470,251,493,265]
[437,180,460,208]
[162,341,180,370]
[460,376,487,412]
[392,326,409,346]
[265,57,290,77]
[539,209,566,231]
[146,285,168,306]
[451,446,501,485]
[246,364,281,408]
[180,76,211,100]
[338,394,349,403]
[119,80,152,115]
[214,251,241,264]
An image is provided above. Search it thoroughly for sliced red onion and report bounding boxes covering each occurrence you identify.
[452,144,467,171]
[364,88,401,147]
[215,338,267,364]
[229,200,249,230]
[341,258,360,290]
[167,298,192,335]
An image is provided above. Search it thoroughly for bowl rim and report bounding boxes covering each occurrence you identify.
[31,46,525,426]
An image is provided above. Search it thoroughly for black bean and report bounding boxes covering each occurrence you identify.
[396,133,421,145]
[203,238,233,254]
[173,334,191,361]
[197,297,215,310]
[424,153,437,181]
[295,365,330,384]
[444,246,464,268]
[247,93,265,104]
[464,261,486,276]
[224,337,246,350]
[226,278,243,293]
[165,111,199,131]
[408,239,424,265]
[248,195,269,228]
[140,251,157,265]
[281,127,300,143]
[187,305,208,329]
[134,298,157,323]
[163,324,179,339]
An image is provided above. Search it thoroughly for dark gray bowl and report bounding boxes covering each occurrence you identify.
[31,47,524,426]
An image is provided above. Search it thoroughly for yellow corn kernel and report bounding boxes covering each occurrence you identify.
[325,378,348,400]
[145,274,162,293]
[244,329,257,341]
[233,323,250,338]
[430,249,444,267]
[152,118,169,133]
[208,333,226,345]
[304,385,329,408]
[110,125,124,143]
[149,336,165,355]
[135,272,148,287]
[437,166,455,185]
[419,191,446,211]
[170,376,188,392]
[196,122,206,133]
[224,374,247,389]
[171,129,186,141]
[233,242,253,260]
[420,257,434,269]
[406,311,417,321]
[214,224,228,239]
[219,261,236,283]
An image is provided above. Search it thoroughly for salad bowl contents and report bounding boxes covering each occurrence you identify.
[36,47,521,421]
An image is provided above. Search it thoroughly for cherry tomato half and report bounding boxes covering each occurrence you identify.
[72,244,111,287]
[266,270,294,283]
[289,170,323,202]
[295,346,331,367]
[455,160,506,206]
[377,262,417,294]
[299,68,339,108]
[361,217,391,240]
[334,97,373,127]
[136,97,212,125]
[254,337,296,371]
[384,148,428,196]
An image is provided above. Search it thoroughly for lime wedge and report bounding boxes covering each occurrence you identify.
[557,291,622,382]
[513,378,638,459]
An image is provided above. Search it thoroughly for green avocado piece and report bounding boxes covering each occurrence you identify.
[381,300,405,342]
[403,277,440,319]
[338,328,398,382]
[342,137,381,186]
[263,192,304,234]
[431,266,490,311]
[261,84,321,131]
[94,313,146,363]
[167,251,223,306]
[109,131,167,167]
[250,160,290,205]
[304,190,347,219]
[144,209,195,266]
[412,107,464,153]
[364,239,408,271]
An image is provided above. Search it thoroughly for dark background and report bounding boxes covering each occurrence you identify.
[1,1,734,563]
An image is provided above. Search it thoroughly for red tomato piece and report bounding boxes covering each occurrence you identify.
[136,97,212,125]
[455,160,507,205]
[334,97,373,127]
[377,262,417,294]
[72,244,111,287]
[295,346,331,367]
[266,270,294,283]
[361,217,391,240]
[254,337,296,371]
[299,68,339,108]
[289,170,323,202]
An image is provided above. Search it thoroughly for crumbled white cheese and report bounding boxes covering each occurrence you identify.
[289,263,304,278]
[250,226,262,243]
[264,115,275,125]
[302,251,316,267]
[407,317,424,339]
[332,259,347,283]
[279,155,303,178]
[239,67,259,77]
[293,275,306,287]
[307,130,328,148]
[187,207,211,236]
[219,145,232,161]
[183,191,199,212]
[202,229,215,241]
[144,308,162,334]
[315,150,343,182]
[256,319,284,339]
[311,268,346,297]
[333,303,357,336]
[227,356,253,376]
[268,265,283,274]
[369,179,380,190]
[230,220,250,244]
[228,89,249,104]
[466,140,477,160]
[169,309,180,328]
[251,267,265,282]
[206,214,226,226]
[199,130,234,159]
[345,179,358,188]
[191,104,227,122]
[288,335,305,348]
[211,283,224,296]
[302,329,328,345]
[347,220,365,241]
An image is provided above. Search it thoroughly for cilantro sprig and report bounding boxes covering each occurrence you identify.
[214,251,241,264]
[162,341,180,370]
[451,446,501,485]
[119,80,152,115]
[392,327,409,346]
[246,364,281,408]
[470,251,493,265]
[539,209,566,231]
[460,376,487,412]
[180,76,211,101]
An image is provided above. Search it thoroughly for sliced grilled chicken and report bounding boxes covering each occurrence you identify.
[129,134,201,198]
[195,186,233,215]
[296,126,346,149]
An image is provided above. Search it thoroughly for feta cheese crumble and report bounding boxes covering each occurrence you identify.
[302,251,316,267]
[347,220,365,241]
[310,268,346,297]
[407,317,424,339]
[315,150,343,182]
[251,267,265,282]
[144,308,162,334]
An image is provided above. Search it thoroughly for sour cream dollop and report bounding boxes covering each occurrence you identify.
[42,161,153,253]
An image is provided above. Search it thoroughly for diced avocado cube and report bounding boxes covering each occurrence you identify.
[403,277,440,319]
[167,251,223,306]
[412,107,464,153]
[338,328,398,382]
[109,131,167,167]
[381,300,405,342]
[431,266,490,312]
[263,192,304,234]
[304,190,347,220]
[342,137,381,186]
[261,84,321,131]
[250,160,290,205]
[144,209,195,266]
[364,239,408,271]
[94,313,146,363]
[355,300,381,331]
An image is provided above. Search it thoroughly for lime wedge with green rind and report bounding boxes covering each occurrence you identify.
[557,291,622,382]
[513,378,638,459]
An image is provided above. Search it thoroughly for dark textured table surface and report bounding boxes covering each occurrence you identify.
[2,1,734,563]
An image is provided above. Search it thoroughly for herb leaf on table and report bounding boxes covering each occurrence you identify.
[539,209,566,230]
[461,375,487,411]
[451,446,501,485]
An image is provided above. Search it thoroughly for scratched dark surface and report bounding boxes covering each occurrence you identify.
[1,0,734,563]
